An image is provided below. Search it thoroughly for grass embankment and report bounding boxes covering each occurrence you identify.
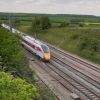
[18,24,100,65]
[39,28,100,64]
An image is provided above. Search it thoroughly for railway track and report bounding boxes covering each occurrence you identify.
[46,42,100,73]
[51,58,100,97]
[43,61,100,100]
[41,43,100,100]
[51,56,100,89]
[25,48,100,100]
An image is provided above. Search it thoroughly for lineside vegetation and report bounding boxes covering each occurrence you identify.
[0,72,39,100]
[0,26,39,100]
[0,26,56,100]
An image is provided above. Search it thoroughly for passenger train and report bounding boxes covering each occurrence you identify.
[21,35,51,61]
[2,23,51,61]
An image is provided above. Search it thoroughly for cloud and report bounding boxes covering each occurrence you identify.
[0,0,100,16]
[15,0,39,4]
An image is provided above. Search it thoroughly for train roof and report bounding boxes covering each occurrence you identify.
[24,35,46,46]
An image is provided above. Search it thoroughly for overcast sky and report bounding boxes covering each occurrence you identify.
[0,0,100,16]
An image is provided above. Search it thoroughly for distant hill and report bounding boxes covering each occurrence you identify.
[0,12,98,18]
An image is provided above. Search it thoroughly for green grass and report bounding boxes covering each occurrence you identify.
[20,21,32,26]
[14,15,100,23]
[50,16,100,23]
[39,28,100,64]
[18,17,100,28]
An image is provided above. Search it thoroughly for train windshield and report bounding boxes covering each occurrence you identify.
[41,45,49,53]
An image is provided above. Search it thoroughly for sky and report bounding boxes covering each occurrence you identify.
[0,0,100,16]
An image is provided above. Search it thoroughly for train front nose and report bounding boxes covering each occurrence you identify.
[44,53,50,61]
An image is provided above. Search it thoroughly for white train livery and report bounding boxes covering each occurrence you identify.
[22,35,50,61]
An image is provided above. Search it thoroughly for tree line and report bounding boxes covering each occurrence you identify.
[31,16,51,32]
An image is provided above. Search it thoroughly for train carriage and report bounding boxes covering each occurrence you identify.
[21,35,50,61]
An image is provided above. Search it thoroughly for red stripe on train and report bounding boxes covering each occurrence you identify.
[23,40,41,51]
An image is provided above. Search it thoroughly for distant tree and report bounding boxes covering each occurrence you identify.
[31,16,51,32]
[0,72,39,100]
[40,16,51,30]
[79,23,84,27]
[59,22,70,27]
[32,17,41,32]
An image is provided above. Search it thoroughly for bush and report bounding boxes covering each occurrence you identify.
[79,36,89,50]
[79,42,87,50]
[79,23,84,27]
[0,72,39,100]
[0,28,24,71]
[71,34,79,40]
[90,39,100,52]
[40,16,51,30]
[79,36,100,52]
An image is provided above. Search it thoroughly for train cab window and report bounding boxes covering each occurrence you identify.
[41,45,49,53]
